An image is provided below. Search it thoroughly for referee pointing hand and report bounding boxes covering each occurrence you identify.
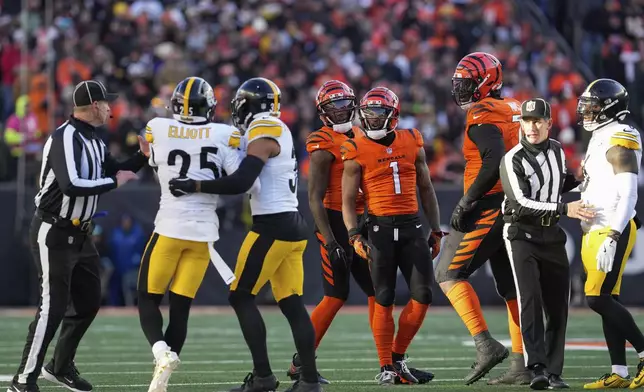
[499,98,594,390]
[8,80,149,392]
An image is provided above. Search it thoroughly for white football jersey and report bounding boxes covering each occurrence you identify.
[244,115,299,215]
[580,120,642,233]
[146,117,245,242]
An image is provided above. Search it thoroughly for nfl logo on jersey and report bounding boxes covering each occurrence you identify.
[386,148,392,154]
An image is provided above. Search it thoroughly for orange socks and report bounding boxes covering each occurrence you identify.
[506,299,523,354]
[368,296,376,331]
[446,281,488,336]
[373,303,395,367]
[392,299,429,356]
[310,296,344,349]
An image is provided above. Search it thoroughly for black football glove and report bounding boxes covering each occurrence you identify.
[427,231,448,260]
[169,177,197,197]
[324,240,348,268]
[450,198,478,233]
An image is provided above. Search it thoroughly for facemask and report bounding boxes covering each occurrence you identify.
[366,129,388,140]
[332,122,352,133]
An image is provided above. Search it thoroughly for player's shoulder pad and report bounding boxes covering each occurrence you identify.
[340,138,359,161]
[306,128,336,154]
[403,128,424,148]
[144,117,165,143]
[247,116,283,143]
[610,125,642,151]
[467,98,518,125]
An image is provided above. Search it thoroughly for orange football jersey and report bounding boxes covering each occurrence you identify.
[463,97,520,195]
[341,129,423,217]
[306,126,365,213]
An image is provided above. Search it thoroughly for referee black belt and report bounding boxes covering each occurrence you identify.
[35,209,92,232]
[503,214,559,227]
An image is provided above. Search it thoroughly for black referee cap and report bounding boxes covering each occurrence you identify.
[521,98,551,120]
[72,80,118,107]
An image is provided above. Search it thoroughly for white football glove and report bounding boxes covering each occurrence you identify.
[596,237,618,273]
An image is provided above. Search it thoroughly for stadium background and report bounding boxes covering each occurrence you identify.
[1,0,644,308]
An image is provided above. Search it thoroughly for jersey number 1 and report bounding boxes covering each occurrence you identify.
[390,161,401,194]
[168,147,220,178]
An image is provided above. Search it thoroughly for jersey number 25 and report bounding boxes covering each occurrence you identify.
[168,147,221,179]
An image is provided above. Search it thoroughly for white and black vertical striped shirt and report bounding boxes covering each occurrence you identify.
[34,117,146,222]
[500,138,578,221]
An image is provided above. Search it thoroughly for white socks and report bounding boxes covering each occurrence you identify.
[612,365,628,378]
[152,341,169,361]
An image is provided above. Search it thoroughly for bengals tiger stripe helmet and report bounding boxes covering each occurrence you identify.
[316,80,357,133]
[452,52,503,109]
[358,87,400,140]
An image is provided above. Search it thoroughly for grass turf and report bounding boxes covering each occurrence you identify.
[0,307,642,391]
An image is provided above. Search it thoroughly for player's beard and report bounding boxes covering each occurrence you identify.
[332,122,352,133]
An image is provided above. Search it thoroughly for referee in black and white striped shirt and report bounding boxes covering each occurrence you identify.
[8,80,148,392]
[499,98,593,390]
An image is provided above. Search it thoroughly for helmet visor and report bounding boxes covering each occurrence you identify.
[320,99,355,124]
[451,77,477,107]
[360,106,393,130]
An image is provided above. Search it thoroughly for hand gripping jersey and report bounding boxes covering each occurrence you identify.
[580,120,642,233]
[245,115,299,215]
[305,125,365,213]
[462,97,521,195]
[341,128,423,216]
[146,117,244,242]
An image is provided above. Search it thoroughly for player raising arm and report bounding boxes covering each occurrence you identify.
[137,77,256,392]
[435,52,530,385]
[576,79,644,390]
[341,87,443,385]
[169,77,321,392]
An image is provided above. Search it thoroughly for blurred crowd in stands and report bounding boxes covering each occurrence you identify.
[0,0,606,187]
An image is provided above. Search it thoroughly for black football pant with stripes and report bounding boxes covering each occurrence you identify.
[14,216,101,386]
[504,224,570,376]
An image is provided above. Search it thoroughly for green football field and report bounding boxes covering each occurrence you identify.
[1,307,643,391]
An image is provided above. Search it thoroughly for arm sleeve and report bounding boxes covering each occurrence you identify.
[49,128,116,196]
[463,124,505,202]
[221,144,261,195]
[500,151,567,218]
[199,155,265,195]
[609,172,638,233]
[103,149,148,176]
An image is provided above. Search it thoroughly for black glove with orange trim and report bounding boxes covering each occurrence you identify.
[428,230,448,259]
[348,228,371,262]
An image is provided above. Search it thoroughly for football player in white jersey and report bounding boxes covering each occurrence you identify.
[137,76,258,392]
[170,78,321,392]
[576,79,644,389]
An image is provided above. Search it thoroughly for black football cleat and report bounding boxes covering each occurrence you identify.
[42,361,92,392]
[286,353,329,384]
[548,374,569,389]
[392,359,418,384]
[529,364,549,390]
[6,381,40,392]
[229,372,279,392]
[283,380,323,392]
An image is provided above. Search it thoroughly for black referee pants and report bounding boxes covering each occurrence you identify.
[503,223,570,376]
[14,215,101,385]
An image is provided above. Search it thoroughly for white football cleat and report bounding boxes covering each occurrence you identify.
[148,350,180,392]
